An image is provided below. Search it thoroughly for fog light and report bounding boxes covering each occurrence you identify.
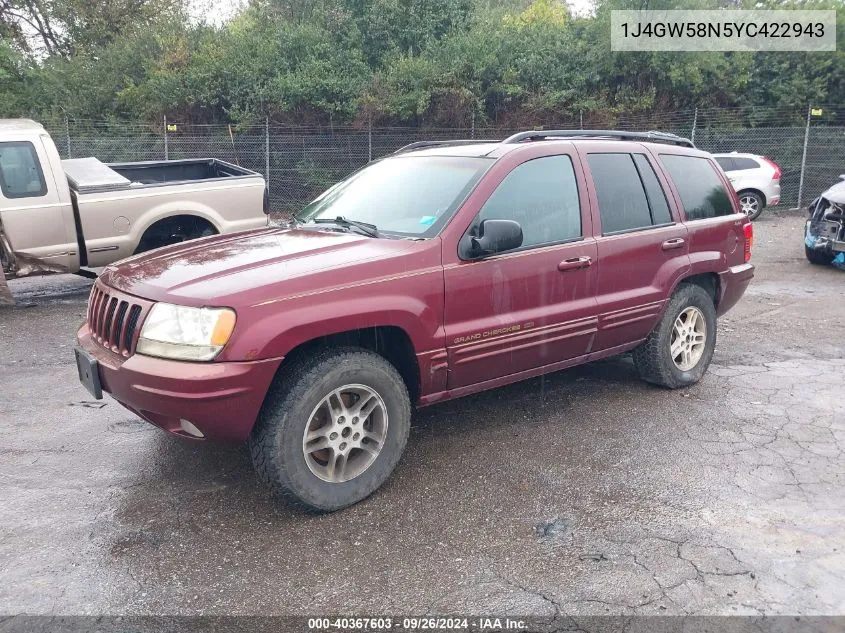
[179,419,205,438]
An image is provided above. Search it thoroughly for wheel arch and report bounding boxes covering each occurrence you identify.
[736,187,767,208]
[275,325,421,404]
[130,199,224,251]
[134,213,219,253]
[663,271,721,320]
[678,272,720,305]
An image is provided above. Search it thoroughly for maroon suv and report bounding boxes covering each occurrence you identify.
[75,130,755,511]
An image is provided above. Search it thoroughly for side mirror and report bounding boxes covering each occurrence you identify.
[467,219,523,258]
[839,174,845,181]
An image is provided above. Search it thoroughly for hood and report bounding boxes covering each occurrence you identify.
[821,178,845,205]
[100,227,419,305]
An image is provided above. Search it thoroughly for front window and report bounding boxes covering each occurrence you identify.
[296,156,492,237]
[470,155,582,248]
[0,141,47,199]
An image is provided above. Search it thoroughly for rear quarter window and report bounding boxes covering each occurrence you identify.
[732,157,760,170]
[714,157,735,171]
[660,154,734,221]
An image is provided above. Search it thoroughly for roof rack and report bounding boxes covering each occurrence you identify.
[501,129,695,148]
[393,139,500,154]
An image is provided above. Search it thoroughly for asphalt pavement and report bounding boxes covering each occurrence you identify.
[1,210,843,618]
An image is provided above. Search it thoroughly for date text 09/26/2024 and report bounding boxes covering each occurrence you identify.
[307,617,528,631]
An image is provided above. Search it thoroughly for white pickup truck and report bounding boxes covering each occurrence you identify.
[0,119,269,302]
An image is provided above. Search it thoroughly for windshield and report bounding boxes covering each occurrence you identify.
[296,156,492,237]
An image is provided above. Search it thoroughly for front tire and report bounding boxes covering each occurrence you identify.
[805,245,834,266]
[633,284,717,389]
[249,347,411,512]
[738,191,764,221]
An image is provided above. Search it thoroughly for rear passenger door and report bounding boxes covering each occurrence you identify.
[658,153,746,271]
[443,153,598,388]
[581,149,691,351]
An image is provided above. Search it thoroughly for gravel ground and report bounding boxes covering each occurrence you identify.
[0,209,843,619]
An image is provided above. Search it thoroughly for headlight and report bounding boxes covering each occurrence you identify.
[136,303,236,361]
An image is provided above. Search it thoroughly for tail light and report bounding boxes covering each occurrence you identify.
[762,156,781,181]
[744,222,753,262]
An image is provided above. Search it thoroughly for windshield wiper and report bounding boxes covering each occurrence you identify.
[312,216,380,238]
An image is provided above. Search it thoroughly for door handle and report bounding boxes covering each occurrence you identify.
[662,238,686,251]
[558,256,592,271]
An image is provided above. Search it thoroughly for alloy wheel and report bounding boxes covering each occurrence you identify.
[670,307,707,371]
[302,384,388,483]
[740,194,760,217]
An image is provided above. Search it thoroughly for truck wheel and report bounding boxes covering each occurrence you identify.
[738,191,764,221]
[249,347,411,512]
[134,216,217,254]
[805,245,834,266]
[633,283,717,389]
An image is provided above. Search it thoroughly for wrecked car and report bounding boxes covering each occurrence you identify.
[805,175,845,267]
[0,119,269,304]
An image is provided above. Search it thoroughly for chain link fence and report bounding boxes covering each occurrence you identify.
[38,106,845,213]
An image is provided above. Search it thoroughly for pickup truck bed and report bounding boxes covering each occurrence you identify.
[112,159,255,185]
[62,157,256,193]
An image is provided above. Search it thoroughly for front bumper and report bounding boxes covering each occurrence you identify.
[716,263,755,316]
[77,325,282,443]
[806,220,845,254]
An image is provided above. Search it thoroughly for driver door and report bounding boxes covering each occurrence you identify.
[443,153,599,389]
[0,135,78,273]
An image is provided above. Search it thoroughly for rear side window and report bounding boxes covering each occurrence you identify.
[732,157,760,170]
[475,155,581,247]
[714,157,735,171]
[0,142,47,198]
[660,154,734,220]
[587,153,672,234]
[632,154,672,225]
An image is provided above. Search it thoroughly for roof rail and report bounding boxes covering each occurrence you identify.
[501,129,695,148]
[393,139,500,154]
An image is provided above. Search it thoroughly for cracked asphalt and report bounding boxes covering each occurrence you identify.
[0,209,843,618]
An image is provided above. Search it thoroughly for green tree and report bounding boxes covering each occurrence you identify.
[0,0,841,126]
[0,0,185,57]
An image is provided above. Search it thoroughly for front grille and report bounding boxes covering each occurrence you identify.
[87,283,148,357]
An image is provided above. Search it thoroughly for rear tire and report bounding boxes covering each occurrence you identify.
[249,347,411,512]
[633,283,717,389]
[805,245,834,266]
[134,217,217,254]
[738,191,764,221]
